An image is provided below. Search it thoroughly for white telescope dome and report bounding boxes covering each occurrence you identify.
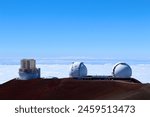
[112,62,132,78]
[69,62,87,77]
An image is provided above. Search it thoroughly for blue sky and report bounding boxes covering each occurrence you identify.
[0,0,150,59]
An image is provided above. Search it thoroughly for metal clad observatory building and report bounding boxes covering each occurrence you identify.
[69,62,88,77]
[112,62,132,78]
[19,59,41,80]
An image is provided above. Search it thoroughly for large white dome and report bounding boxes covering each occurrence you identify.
[69,62,88,77]
[112,62,132,78]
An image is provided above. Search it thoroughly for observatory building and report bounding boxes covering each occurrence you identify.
[69,61,140,83]
[19,59,41,80]
[69,62,88,77]
[112,62,132,78]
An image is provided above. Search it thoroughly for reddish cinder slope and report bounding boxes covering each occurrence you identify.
[0,78,150,100]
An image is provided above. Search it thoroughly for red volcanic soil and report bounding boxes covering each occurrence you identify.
[0,78,150,100]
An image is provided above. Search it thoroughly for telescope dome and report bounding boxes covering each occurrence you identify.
[112,62,132,78]
[69,62,87,77]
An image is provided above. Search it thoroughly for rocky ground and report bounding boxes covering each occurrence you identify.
[0,78,150,100]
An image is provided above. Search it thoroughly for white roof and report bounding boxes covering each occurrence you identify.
[69,62,87,77]
[112,62,132,78]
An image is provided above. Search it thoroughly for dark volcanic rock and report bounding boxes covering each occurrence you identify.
[0,78,150,100]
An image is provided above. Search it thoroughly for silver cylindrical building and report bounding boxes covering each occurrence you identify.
[69,62,88,77]
[112,62,132,78]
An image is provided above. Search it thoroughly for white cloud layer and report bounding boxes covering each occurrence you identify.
[0,64,150,84]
